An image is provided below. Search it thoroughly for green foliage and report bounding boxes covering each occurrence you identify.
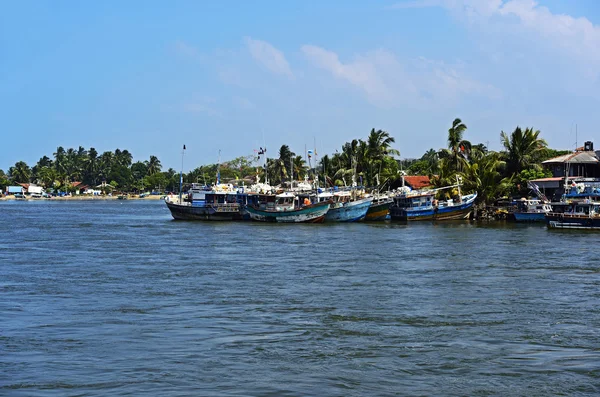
[0,169,9,191]
[9,161,31,183]
[500,126,547,175]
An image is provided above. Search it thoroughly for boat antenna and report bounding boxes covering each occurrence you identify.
[179,144,186,203]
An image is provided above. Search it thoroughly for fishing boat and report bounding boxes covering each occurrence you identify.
[317,191,373,222]
[389,177,477,221]
[364,194,393,221]
[545,200,600,230]
[165,183,248,221]
[245,192,331,223]
[513,198,552,222]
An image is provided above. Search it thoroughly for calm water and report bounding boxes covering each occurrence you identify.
[1,200,599,396]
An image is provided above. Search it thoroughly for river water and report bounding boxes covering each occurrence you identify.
[1,200,599,396]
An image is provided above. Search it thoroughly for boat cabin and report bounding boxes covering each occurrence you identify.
[393,192,434,210]
[274,192,296,211]
[550,201,600,216]
[516,199,552,213]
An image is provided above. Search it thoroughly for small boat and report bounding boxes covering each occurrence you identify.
[364,194,393,221]
[389,186,477,221]
[245,192,331,223]
[317,191,373,222]
[14,193,27,200]
[117,195,128,200]
[513,198,552,222]
[545,200,600,230]
[165,184,247,221]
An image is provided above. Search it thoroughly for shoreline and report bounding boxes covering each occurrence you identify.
[0,195,166,202]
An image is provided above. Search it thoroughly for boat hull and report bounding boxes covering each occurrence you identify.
[325,197,373,222]
[364,200,392,221]
[513,212,546,222]
[245,202,330,223]
[545,214,600,230]
[165,201,244,221]
[390,197,476,221]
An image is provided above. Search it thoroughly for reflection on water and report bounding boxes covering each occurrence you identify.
[1,200,599,396]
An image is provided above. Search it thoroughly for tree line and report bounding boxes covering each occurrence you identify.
[0,146,178,193]
[1,121,571,203]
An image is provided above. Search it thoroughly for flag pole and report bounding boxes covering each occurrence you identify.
[179,144,186,203]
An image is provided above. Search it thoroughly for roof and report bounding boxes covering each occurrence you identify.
[403,176,431,189]
[71,181,83,187]
[530,177,570,182]
[18,183,30,189]
[542,151,599,164]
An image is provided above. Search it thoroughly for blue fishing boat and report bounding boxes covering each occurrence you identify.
[390,178,477,222]
[513,199,551,222]
[317,191,373,222]
[545,200,600,230]
[245,192,331,223]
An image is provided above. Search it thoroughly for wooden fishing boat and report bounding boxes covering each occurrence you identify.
[317,191,373,222]
[390,190,477,221]
[364,195,393,221]
[245,192,331,223]
[165,184,248,221]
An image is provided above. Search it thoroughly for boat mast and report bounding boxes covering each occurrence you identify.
[217,149,221,185]
[179,144,186,203]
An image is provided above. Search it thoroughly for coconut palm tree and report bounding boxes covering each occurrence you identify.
[367,128,400,186]
[459,152,512,204]
[9,161,31,183]
[440,118,471,172]
[86,147,99,185]
[146,155,162,175]
[53,146,66,176]
[500,126,547,176]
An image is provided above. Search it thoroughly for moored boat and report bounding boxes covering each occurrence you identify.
[390,189,477,221]
[245,192,330,223]
[545,200,600,230]
[364,194,393,221]
[513,198,551,222]
[165,184,248,221]
[317,191,373,222]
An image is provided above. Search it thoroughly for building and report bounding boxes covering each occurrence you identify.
[403,176,432,190]
[531,141,600,200]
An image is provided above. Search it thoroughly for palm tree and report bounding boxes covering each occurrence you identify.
[114,149,133,168]
[292,155,306,181]
[99,151,114,183]
[9,161,31,183]
[53,146,66,176]
[459,152,512,204]
[420,148,439,175]
[146,155,162,175]
[37,166,58,189]
[440,118,471,172]
[87,147,99,185]
[500,126,547,176]
[366,128,400,186]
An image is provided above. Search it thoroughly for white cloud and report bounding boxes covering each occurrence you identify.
[301,44,499,108]
[244,37,294,78]
[390,0,600,78]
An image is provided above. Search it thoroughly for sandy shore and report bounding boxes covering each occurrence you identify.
[0,194,166,201]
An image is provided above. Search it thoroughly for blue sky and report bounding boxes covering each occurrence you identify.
[2,0,600,172]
